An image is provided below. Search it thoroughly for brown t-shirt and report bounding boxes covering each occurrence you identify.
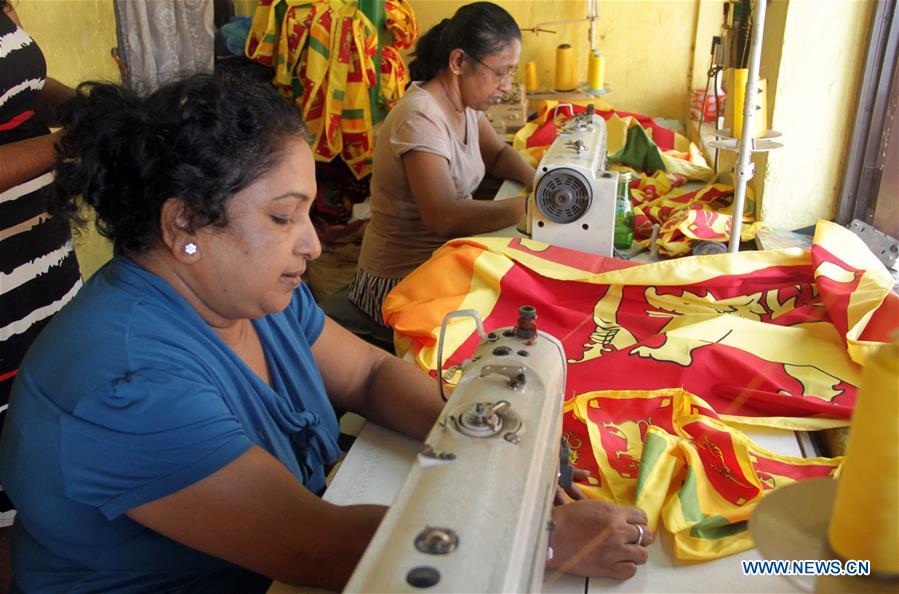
[358,83,485,279]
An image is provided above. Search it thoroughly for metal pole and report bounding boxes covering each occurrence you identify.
[589,0,598,49]
[729,0,766,252]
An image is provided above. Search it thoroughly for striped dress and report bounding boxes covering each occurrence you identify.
[0,8,82,486]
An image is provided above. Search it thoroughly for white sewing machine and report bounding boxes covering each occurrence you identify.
[345,307,567,593]
[528,105,619,257]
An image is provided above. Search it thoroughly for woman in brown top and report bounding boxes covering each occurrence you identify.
[350,1,535,326]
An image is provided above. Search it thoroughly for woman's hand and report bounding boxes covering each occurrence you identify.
[547,499,654,580]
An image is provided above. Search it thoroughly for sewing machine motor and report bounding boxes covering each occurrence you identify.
[529,104,619,256]
[345,307,568,593]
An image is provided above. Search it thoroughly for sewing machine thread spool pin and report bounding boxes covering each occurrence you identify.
[515,305,538,345]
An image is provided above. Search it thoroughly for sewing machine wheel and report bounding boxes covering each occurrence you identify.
[535,167,593,223]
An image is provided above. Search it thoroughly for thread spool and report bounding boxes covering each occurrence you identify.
[524,61,539,92]
[554,44,576,92]
[587,49,605,93]
[828,340,899,574]
[725,68,768,139]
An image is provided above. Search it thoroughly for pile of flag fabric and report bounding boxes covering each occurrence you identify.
[246,0,417,179]
[383,221,897,560]
[514,100,763,257]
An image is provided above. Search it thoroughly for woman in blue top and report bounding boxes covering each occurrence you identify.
[0,74,652,593]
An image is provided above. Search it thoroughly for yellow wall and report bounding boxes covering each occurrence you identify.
[756,0,874,230]
[410,0,698,120]
[14,0,119,278]
[14,0,120,87]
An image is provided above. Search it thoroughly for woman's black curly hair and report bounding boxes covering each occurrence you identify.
[408,1,520,82]
[52,73,310,255]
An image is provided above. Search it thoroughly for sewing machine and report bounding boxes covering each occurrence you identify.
[528,105,618,257]
[485,82,528,137]
[345,307,567,593]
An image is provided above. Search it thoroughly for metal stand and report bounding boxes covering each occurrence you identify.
[707,0,782,253]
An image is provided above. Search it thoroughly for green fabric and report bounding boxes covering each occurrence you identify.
[608,124,667,173]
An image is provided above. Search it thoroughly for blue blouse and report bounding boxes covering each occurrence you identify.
[0,256,341,593]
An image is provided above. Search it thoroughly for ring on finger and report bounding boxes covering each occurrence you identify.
[634,524,645,546]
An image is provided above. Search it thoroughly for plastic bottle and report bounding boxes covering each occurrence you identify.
[614,172,634,249]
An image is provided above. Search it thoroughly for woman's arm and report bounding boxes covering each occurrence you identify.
[403,149,525,238]
[127,446,386,590]
[36,77,76,127]
[0,3,74,191]
[0,131,61,192]
[478,117,536,191]
[313,317,444,440]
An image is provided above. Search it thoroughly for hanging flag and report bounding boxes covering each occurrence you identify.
[245,0,417,179]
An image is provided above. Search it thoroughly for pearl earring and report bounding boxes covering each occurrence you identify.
[184,243,198,255]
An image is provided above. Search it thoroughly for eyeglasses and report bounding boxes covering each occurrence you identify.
[463,52,519,84]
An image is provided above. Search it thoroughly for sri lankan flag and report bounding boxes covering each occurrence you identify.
[383,220,897,559]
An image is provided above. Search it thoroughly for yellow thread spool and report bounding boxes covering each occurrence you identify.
[554,44,576,92]
[828,340,899,574]
[726,68,768,139]
[587,49,605,92]
[524,61,539,92]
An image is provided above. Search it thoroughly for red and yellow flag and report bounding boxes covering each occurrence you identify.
[384,220,897,560]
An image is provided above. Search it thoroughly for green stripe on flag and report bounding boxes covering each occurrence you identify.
[309,37,329,59]
[679,467,704,522]
[690,519,747,540]
[680,467,746,540]
[635,431,666,501]
[342,109,365,119]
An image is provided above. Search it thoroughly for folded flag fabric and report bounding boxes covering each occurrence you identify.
[383,220,897,560]
[629,171,764,257]
[567,388,843,559]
